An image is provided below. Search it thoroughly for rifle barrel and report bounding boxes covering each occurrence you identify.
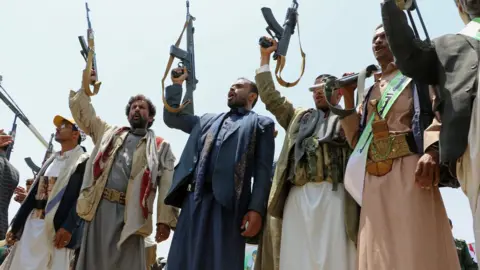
[0,85,49,149]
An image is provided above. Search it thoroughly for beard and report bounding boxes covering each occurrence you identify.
[129,114,148,129]
[227,97,247,109]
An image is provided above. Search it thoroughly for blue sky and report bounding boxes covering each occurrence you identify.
[0,0,471,258]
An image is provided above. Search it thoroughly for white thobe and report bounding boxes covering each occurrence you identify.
[8,149,76,270]
[279,182,356,270]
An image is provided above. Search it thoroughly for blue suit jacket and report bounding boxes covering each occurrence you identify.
[163,84,275,217]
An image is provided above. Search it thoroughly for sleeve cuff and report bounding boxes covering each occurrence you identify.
[256,65,270,75]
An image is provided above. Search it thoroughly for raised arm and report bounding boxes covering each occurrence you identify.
[156,140,179,229]
[249,118,275,218]
[255,38,296,130]
[163,69,199,134]
[381,0,439,85]
[69,88,109,145]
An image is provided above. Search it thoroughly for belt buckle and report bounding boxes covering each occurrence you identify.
[110,190,121,203]
[187,184,193,192]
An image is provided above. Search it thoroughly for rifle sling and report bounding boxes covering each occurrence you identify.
[161,20,192,113]
[274,17,306,88]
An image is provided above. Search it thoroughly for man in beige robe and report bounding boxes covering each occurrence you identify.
[339,24,459,270]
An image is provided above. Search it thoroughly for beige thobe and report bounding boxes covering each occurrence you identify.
[341,64,460,270]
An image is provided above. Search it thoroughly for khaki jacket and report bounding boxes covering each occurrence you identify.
[254,71,360,270]
[69,89,178,241]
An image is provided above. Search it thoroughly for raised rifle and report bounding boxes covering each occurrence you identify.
[259,0,305,88]
[319,64,380,118]
[5,115,18,160]
[161,0,198,113]
[394,0,430,41]
[24,133,54,175]
[0,76,50,174]
[79,1,101,96]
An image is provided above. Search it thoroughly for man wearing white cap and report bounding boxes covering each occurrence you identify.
[1,115,89,270]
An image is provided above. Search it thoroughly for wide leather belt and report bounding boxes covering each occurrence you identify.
[366,132,416,177]
[102,188,126,205]
[292,176,333,187]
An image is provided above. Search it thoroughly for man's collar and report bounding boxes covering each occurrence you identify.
[374,62,398,81]
[130,128,148,136]
[229,107,249,115]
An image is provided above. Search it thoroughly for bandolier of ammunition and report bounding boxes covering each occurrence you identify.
[289,135,351,191]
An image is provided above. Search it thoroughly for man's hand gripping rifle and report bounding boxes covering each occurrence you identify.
[79,2,101,96]
[321,64,380,118]
[161,0,198,113]
[259,0,305,88]
[394,0,430,41]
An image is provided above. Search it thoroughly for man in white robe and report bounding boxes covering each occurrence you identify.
[2,115,89,270]
[253,38,359,270]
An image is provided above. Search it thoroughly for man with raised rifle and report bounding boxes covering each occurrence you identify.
[338,24,459,269]
[1,116,88,270]
[70,70,178,270]
[0,130,19,241]
[380,0,480,263]
[254,38,358,270]
[163,67,275,270]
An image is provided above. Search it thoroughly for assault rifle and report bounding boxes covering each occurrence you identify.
[5,115,18,160]
[0,76,49,166]
[259,0,305,88]
[25,133,54,175]
[162,0,198,113]
[79,1,101,96]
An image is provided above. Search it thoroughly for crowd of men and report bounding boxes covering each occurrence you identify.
[1,0,480,269]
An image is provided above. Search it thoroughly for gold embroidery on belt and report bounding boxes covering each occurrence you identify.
[366,99,414,177]
[102,188,126,205]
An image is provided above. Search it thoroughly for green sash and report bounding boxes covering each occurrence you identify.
[353,72,412,156]
[459,18,480,40]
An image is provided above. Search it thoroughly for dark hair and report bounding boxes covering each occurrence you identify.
[376,24,384,30]
[71,125,82,145]
[125,95,157,128]
[238,77,259,108]
[460,0,480,17]
[316,74,336,81]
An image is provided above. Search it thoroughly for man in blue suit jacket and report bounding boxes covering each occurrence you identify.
[163,68,275,270]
